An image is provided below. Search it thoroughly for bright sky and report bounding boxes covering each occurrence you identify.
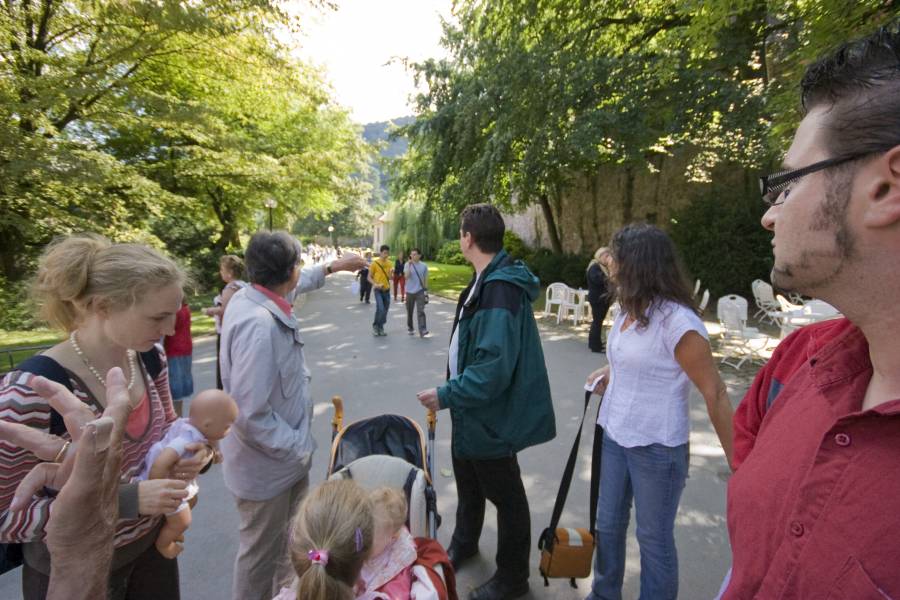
[292,0,454,124]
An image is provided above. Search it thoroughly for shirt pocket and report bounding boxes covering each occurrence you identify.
[825,556,892,600]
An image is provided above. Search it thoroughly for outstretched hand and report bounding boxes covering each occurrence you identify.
[329,252,367,273]
[8,367,133,600]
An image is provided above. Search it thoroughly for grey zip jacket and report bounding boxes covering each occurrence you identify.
[219,266,325,501]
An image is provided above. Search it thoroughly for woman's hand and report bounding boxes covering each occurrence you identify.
[137,479,189,515]
[586,365,610,396]
[170,442,214,481]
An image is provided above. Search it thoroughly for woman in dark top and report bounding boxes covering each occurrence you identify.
[587,247,613,353]
[392,250,406,301]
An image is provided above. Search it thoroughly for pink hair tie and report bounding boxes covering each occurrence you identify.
[307,549,329,566]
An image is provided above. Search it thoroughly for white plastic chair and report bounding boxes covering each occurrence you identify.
[543,283,568,320]
[774,294,814,338]
[716,294,769,369]
[803,299,840,320]
[751,279,782,324]
[698,289,710,313]
[692,279,701,298]
[558,287,584,325]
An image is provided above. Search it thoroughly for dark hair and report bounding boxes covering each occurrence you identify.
[801,22,900,159]
[379,244,390,252]
[460,203,504,254]
[410,248,421,255]
[610,223,698,328]
[245,231,300,288]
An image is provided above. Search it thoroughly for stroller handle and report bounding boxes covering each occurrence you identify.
[426,409,436,432]
[331,396,344,436]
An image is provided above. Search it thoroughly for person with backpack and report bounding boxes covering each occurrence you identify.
[0,234,214,599]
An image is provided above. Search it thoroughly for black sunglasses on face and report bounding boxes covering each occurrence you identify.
[759,154,868,206]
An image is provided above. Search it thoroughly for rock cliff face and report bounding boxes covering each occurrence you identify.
[503,150,752,253]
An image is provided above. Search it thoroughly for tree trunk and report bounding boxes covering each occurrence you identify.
[622,166,636,224]
[537,192,563,254]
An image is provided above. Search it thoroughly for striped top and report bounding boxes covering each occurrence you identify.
[0,345,176,547]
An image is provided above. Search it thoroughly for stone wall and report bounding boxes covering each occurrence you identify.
[503,151,753,254]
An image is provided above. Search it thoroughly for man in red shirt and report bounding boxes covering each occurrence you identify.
[724,23,900,599]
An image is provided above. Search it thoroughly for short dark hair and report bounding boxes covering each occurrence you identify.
[801,22,900,159]
[410,248,421,255]
[380,244,390,252]
[460,203,505,254]
[245,231,300,288]
[610,223,698,328]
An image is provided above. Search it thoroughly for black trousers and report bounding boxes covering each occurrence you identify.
[215,333,223,389]
[23,543,179,600]
[588,299,610,352]
[359,280,372,302]
[450,453,531,583]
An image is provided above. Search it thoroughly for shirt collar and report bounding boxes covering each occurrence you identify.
[251,284,292,317]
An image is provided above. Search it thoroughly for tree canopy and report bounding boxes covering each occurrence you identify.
[396,0,897,252]
[1,0,371,285]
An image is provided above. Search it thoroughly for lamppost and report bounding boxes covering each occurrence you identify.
[327,224,335,247]
[264,197,277,230]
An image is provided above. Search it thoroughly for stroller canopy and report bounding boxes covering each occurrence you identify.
[329,414,428,476]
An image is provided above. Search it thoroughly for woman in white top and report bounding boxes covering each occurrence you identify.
[584,224,734,600]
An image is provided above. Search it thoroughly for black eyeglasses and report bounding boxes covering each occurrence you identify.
[759,154,866,206]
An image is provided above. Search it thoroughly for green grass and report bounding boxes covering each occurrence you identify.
[425,262,474,300]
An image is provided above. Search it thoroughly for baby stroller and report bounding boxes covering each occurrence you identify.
[328,396,455,598]
[328,396,440,537]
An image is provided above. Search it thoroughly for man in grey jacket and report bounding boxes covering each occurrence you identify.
[220,231,365,600]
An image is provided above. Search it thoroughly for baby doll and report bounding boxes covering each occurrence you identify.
[139,388,238,558]
[357,487,419,599]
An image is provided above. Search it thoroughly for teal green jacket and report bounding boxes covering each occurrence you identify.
[438,250,556,459]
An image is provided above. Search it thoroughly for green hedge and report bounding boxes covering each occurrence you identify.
[669,188,773,300]
[0,277,36,330]
[434,239,467,265]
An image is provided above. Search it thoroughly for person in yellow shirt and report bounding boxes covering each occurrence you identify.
[367,244,394,336]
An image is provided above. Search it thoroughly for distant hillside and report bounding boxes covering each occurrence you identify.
[362,116,414,205]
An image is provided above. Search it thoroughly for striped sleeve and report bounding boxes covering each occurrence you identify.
[0,370,64,543]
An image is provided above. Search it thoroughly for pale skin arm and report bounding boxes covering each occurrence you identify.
[674,331,735,470]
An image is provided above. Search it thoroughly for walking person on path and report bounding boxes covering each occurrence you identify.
[584,224,734,600]
[586,247,613,353]
[367,245,393,337]
[417,203,555,600]
[219,231,365,600]
[723,24,900,599]
[393,249,406,302]
[404,248,429,338]
[357,251,372,304]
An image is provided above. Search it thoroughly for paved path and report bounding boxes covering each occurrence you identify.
[1,272,746,599]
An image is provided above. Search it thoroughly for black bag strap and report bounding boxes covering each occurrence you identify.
[17,355,74,436]
[374,260,390,281]
[409,262,427,290]
[538,390,602,553]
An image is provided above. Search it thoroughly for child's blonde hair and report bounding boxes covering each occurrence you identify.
[290,480,374,600]
[31,234,185,332]
[370,487,408,532]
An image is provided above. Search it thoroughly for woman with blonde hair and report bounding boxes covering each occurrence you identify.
[586,247,613,353]
[0,234,214,599]
[272,479,374,600]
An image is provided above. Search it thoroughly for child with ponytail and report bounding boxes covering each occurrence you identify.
[273,479,374,600]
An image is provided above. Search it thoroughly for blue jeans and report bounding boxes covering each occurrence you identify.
[373,289,390,328]
[586,431,689,600]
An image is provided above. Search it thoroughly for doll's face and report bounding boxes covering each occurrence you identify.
[189,390,239,441]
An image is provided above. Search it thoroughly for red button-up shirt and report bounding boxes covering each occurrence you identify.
[725,318,900,599]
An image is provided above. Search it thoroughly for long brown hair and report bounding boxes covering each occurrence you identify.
[610,223,698,328]
[289,480,374,600]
